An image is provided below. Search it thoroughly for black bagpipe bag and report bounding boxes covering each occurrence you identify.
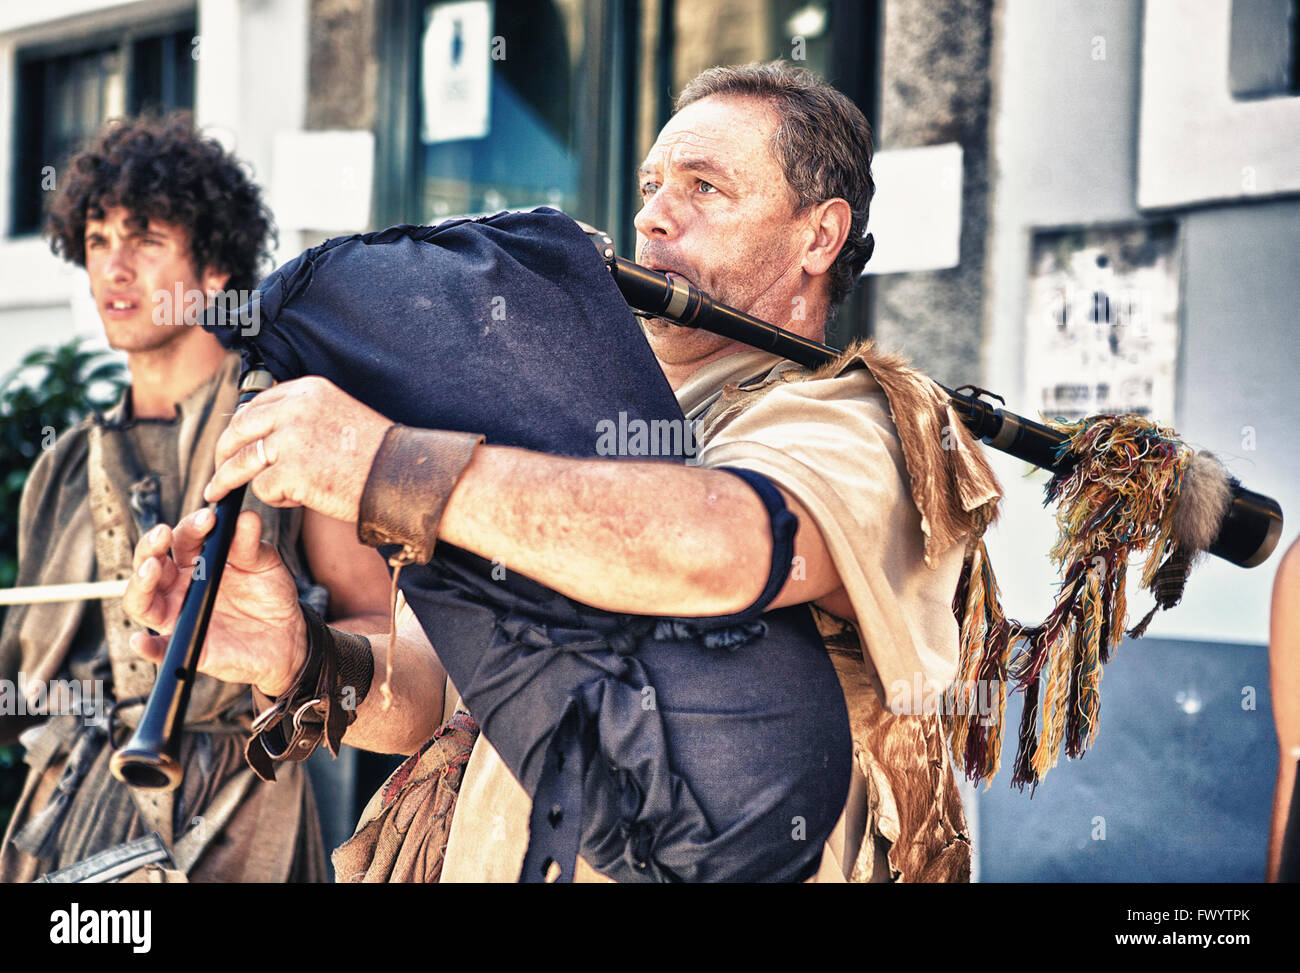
[220,208,851,882]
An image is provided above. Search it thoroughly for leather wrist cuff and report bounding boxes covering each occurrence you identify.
[244,605,374,782]
[357,424,484,565]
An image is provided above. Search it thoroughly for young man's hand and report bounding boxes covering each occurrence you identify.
[123,507,308,697]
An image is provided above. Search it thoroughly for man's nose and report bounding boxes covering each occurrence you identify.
[634,186,678,240]
[102,243,134,283]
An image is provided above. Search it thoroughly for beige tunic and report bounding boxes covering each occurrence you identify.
[439,348,987,882]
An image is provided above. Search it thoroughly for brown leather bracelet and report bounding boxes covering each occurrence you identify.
[357,424,485,564]
[244,605,374,782]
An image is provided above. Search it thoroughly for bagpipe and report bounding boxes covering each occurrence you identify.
[106,208,1282,880]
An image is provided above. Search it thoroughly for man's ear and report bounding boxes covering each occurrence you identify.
[201,267,232,298]
[801,198,852,278]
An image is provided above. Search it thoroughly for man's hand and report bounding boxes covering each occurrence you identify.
[124,507,308,697]
[204,376,391,522]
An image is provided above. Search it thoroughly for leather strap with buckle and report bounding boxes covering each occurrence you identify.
[244,604,374,782]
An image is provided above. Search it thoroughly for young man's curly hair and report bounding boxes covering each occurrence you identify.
[46,113,275,293]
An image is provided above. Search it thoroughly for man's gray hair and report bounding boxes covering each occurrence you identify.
[676,61,875,311]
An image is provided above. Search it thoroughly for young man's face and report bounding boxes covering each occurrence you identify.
[633,94,812,367]
[83,205,227,353]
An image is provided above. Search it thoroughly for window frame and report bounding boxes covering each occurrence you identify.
[7,10,197,239]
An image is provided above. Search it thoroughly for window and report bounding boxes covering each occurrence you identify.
[379,0,626,229]
[377,0,877,339]
[417,0,581,219]
[9,18,197,237]
[1229,0,1299,99]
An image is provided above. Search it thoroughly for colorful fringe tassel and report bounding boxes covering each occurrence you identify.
[945,413,1200,791]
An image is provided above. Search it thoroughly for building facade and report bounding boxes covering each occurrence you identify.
[1,0,1296,880]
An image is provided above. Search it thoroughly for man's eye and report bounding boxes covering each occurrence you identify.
[139,237,164,247]
[698,181,718,194]
[640,181,659,197]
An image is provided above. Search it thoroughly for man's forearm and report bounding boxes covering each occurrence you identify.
[251,609,444,758]
[330,612,390,639]
[337,610,447,756]
[330,449,777,753]
[437,446,771,617]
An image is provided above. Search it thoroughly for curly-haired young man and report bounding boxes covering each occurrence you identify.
[0,114,391,882]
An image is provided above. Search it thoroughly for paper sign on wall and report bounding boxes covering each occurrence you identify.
[421,0,493,143]
[1026,222,1181,424]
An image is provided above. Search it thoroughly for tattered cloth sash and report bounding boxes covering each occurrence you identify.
[813,606,972,882]
[0,355,323,882]
[332,711,479,883]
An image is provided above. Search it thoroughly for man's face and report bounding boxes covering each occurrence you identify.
[634,95,809,365]
[83,205,223,353]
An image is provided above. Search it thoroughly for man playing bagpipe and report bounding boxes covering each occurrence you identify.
[119,62,1004,882]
